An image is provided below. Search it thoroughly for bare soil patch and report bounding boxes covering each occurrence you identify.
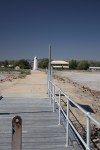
[53,71,100,121]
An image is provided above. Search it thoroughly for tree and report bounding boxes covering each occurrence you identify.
[14,59,31,69]
[0,61,3,67]
[38,58,49,69]
[77,60,89,70]
[3,60,9,67]
[89,61,100,67]
[69,60,78,69]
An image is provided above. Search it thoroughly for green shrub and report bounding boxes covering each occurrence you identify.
[77,61,89,70]
[69,60,78,69]
[18,69,31,78]
[38,58,49,69]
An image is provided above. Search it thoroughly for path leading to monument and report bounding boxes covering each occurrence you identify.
[0,70,99,122]
[0,70,48,98]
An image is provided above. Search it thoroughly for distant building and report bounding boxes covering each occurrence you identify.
[51,60,69,69]
[89,67,100,71]
[8,64,13,68]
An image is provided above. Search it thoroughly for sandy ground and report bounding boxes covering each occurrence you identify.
[54,71,100,91]
[53,70,100,123]
[0,70,48,98]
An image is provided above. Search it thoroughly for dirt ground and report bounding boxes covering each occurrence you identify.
[0,70,48,98]
[53,70,100,123]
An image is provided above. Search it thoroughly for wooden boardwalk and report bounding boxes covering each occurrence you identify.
[0,97,74,150]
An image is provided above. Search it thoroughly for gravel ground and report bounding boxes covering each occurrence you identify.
[0,72,19,82]
[0,73,8,80]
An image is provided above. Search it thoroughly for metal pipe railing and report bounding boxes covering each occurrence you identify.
[53,85,55,112]
[48,80,100,150]
[66,97,69,146]
[58,89,61,125]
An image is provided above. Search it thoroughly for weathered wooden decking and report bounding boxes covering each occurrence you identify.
[0,97,74,150]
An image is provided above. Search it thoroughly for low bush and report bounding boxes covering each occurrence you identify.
[18,69,31,78]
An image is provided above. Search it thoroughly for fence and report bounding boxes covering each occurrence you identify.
[48,80,100,150]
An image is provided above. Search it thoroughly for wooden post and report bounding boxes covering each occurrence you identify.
[12,116,22,150]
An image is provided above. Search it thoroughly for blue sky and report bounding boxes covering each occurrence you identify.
[0,0,100,60]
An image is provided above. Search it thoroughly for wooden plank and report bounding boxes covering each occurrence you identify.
[0,97,74,150]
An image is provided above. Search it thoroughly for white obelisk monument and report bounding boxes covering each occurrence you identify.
[33,56,38,70]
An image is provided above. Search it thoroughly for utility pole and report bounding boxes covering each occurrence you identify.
[49,44,51,81]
